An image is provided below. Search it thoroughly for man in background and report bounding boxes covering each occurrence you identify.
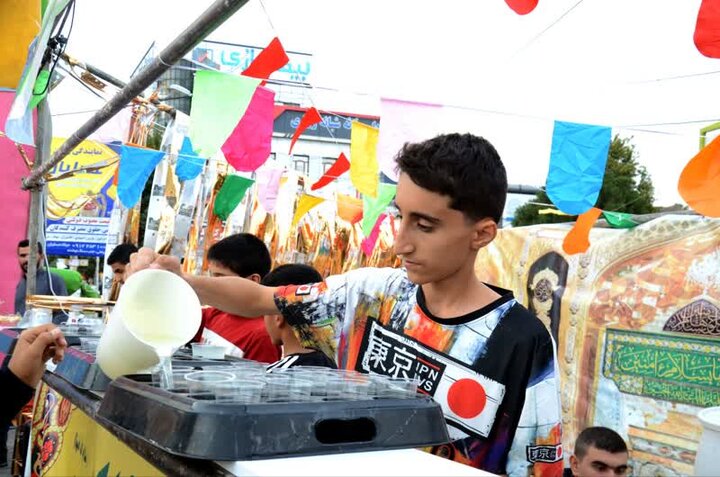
[568,427,629,477]
[14,240,67,322]
[106,243,138,286]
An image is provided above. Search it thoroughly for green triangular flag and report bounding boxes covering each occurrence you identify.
[28,69,51,109]
[361,183,397,236]
[602,211,638,229]
[213,175,255,221]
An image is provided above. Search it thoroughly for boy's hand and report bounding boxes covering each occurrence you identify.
[126,247,182,280]
[8,324,67,388]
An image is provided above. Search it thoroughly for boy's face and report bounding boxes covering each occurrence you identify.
[570,447,629,477]
[393,174,496,285]
[263,314,283,345]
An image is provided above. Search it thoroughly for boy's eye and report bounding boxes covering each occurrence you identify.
[417,222,434,232]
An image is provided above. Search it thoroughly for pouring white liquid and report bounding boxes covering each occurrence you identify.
[97,269,202,385]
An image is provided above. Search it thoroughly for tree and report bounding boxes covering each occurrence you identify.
[512,135,655,227]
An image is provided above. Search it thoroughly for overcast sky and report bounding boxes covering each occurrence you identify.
[49,0,720,206]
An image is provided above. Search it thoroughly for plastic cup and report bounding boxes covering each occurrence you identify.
[213,379,265,403]
[372,375,419,398]
[185,370,235,397]
[264,373,293,402]
[288,378,314,402]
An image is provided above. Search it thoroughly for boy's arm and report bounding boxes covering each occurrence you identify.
[185,275,279,317]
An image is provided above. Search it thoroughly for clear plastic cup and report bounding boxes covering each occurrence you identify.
[288,378,314,402]
[213,379,265,403]
[372,375,420,399]
[185,370,235,397]
[152,366,194,388]
[264,373,293,402]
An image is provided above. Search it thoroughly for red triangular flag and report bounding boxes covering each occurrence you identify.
[505,0,539,15]
[695,0,720,58]
[289,107,323,154]
[310,152,350,191]
[241,37,290,80]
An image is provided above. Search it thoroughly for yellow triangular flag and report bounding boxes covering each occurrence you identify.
[350,122,379,197]
[538,208,570,216]
[292,194,325,228]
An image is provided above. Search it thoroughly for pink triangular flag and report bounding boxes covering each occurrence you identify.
[256,167,283,214]
[221,86,275,172]
[361,213,387,257]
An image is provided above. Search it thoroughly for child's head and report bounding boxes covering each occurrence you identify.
[570,427,628,477]
[207,233,271,283]
[393,133,507,284]
[261,264,323,346]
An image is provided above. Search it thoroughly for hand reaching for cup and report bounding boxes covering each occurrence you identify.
[8,324,67,388]
[126,247,183,281]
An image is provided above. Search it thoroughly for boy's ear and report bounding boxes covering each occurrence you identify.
[471,217,497,251]
[247,273,262,284]
[274,315,286,329]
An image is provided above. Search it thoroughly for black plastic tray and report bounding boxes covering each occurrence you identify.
[97,376,450,461]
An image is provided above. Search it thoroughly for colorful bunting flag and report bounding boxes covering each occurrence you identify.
[362,213,387,257]
[292,194,324,228]
[678,135,720,217]
[546,121,611,215]
[213,175,255,221]
[350,122,380,198]
[337,194,363,224]
[602,211,638,229]
[0,0,40,89]
[361,183,397,236]
[189,71,260,157]
[221,86,275,172]
[563,207,602,255]
[241,37,290,81]
[377,98,442,182]
[694,0,720,58]
[538,208,571,216]
[289,107,322,155]
[117,145,165,208]
[256,167,283,214]
[175,136,205,181]
[505,0,539,15]
[310,152,350,190]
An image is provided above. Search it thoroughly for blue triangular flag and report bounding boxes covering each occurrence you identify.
[118,145,165,208]
[175,137,205,181]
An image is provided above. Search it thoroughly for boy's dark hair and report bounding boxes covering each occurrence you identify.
[208,233,271,278]
[107,243,138,266]
[18,240,43,254]
[261,264,323,287]
[574,427,627,459]
[396,133,507,223]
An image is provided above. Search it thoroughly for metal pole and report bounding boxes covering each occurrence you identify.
[22,0,251,190]
[26,98,52,297]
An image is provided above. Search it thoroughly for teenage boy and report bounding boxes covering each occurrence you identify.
[191,234,280,363]
[568,427,629,477]
[129,133,563,477]
[261,264,337,371]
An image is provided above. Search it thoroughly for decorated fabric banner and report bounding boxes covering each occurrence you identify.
[361,213,387,257]
[602,210,638,229]
[256,166,283,214]
[213,175,255,221]
[5,0,71,144]
[678,135,720,217]
[350,122,380,197]
[311,152,350,191]
[563,207,602,255]
[289,107,322,154]
[505,0,539,15]
[175,136,205,181]
[337,194,363,224]
[377,98,442,182]
[292,194,324,228]
[546,121,611,215]
[241,37,290,81]
[361,183,397,236]
[189,70,260,157]
[694,0,720,58]
[117,145,165,208]
[221,86,275,172]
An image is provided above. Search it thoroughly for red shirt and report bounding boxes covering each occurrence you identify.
[193,307,281,363]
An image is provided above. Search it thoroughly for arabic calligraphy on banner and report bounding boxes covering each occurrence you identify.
[275,109,380,141]
[45,138,120,257]
[603,328,720,407]
[191,40,312,83]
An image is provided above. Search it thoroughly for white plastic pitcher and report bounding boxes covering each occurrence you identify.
[96,305,159,379]
[97,269,202,382]
[695,407,720,476]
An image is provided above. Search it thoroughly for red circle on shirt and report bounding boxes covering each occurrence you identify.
[447,378,487,419]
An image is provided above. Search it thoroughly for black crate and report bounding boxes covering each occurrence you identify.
[97,376,450,461]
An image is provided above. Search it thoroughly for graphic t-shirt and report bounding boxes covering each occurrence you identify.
[266,350,338,372]
[274,267,563,477]
[193,307,281,364]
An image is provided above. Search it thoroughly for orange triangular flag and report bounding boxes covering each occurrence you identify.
[337,194,363,224]
[310,152,350,191]
[289,107,323,154]
[563,207,601,255]
[678,135,720,217]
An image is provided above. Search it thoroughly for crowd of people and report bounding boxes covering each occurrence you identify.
[1,133,634,476]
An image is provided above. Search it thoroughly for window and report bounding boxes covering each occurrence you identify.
[293,155,309,175]
[269,153,277,162]
[322,157,336,173]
